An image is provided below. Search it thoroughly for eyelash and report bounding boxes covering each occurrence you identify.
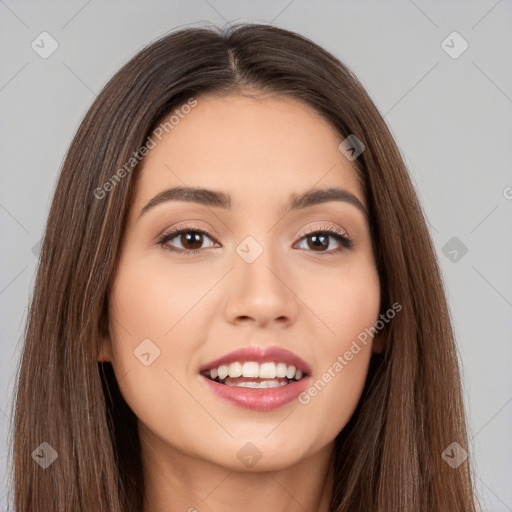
[156,223,353,256]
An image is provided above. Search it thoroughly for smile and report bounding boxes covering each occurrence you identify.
[199,346,311,411]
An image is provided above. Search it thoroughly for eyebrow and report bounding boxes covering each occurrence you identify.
[139,186,368,218]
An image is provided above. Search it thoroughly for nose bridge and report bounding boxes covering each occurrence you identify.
[224,231,298,325]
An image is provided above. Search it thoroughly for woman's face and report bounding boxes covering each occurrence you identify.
[101,93,380,472]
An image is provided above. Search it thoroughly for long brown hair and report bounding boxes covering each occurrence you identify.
[10,23,476,511]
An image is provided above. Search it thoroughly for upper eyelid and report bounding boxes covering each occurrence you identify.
[159,223,348,237]
[160,225,218,240]
[300,224,348,237]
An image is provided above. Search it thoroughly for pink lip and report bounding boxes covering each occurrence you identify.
[200,346,311,374]
[201,375,311,411]
[199,346,312,411]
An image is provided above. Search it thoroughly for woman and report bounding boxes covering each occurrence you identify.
[11,23,477,511]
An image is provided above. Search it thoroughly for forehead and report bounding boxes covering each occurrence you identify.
[131,94,364,213]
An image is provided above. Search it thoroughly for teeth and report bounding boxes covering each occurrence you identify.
[276,362,288,378]
[259,362,276,379]
[286,365,296,379]
[207,361,305,382]
[242,362,260,378]
[228,362,242,378]
[224,379,288,388]
[218,365,229,380]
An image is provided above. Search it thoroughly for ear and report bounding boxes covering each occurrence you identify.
[97,299,113,362]
[98,334,113,362]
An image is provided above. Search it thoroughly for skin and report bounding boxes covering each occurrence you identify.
[100,93,381,512]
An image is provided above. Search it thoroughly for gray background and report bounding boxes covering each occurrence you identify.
[1,0,511,510]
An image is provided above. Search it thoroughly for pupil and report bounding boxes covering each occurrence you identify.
[309,234,327,250]
[183,232,202,249]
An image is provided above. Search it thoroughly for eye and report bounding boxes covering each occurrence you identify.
[157,224,353,255]
[294,225,353,255]
[157,225,219,254]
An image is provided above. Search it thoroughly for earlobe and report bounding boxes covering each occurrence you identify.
[98,335,113,362]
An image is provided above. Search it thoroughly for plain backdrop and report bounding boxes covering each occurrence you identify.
[1,1,511,510]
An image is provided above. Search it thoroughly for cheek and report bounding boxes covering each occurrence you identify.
[108,254,216,345]
[105,253,222,406]
[295,258,380,436]
[105,256,200,429]
[301,254,380,347]
[332,275,380,344]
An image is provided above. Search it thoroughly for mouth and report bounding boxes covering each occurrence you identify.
[199,346,311,411]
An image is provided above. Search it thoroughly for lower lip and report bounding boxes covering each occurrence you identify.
[201,375,311,411]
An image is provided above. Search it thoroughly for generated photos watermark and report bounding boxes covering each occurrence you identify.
[298,301,402,405]
[94,97,198,200]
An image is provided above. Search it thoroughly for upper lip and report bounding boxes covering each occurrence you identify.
[200,346,311,374]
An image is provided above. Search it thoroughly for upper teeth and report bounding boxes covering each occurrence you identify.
[208,361,304,381]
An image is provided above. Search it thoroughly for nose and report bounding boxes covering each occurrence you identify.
[223,244,299,328]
